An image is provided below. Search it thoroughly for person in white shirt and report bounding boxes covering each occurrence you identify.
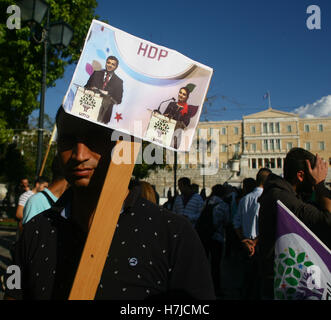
[233,168,272,299]
[15,177,49,233]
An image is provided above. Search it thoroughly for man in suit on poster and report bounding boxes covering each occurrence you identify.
[85,56,123,124]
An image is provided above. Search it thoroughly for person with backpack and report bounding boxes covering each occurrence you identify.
[195,184,230,297]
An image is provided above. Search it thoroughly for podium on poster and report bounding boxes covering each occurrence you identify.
[71,86,103,121]
[145,109,177,148]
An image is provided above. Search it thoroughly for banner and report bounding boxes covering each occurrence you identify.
[274,201,331,300]
[62,20,213,152]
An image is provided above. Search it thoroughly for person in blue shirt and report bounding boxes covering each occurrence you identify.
[233,168,272,299]
[23,155,68,225]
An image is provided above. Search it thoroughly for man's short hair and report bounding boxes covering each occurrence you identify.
[284,148,316,182]
[51,154,65,181]
[34,176,48,186]
[178,177,191,186]
[256,168,272,186]
[106,56,119,67]
[242,177,256,194]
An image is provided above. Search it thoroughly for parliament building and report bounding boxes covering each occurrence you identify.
[146,108,331,198]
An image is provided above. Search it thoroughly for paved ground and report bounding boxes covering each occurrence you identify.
[0,227,246,300]
[0,228,16,300]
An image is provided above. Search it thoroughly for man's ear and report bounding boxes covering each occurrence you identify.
[296,170,305,182]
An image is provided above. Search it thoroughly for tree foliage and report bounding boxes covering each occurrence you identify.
[0,0,100,142]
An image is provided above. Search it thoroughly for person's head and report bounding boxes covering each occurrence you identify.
[178,87,190,103]
[178,177,191,194]
[140,181,157,204]
[211,184,226,198]
[105,56,119,72]
[34,176,49,192]
[284,147,316,193]
[51,153,66,182]
[20,178,30,191]
[242,177,256,195]
[56,106,116,191]
[191,183,199,194]
[256,168,272,187]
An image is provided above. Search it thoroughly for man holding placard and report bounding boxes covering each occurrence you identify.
[4,107,215,300]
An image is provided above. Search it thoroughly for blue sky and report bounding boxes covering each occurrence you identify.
[35,0,331,123]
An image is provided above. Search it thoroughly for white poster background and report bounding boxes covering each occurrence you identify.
[62,20,213,152]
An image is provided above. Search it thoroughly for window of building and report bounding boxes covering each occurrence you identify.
[270,139,275,151]
[263,139,268,151]
[277,158,282,168]
[318,124,323,132]
[234,127,239,135]
[221,127,226,135]
[304,124,310,132]
[221,144,226,152]
[275,122,280,133]
[287,142,293,151]
[251,143,257,152]
[250,125,256,134]
[251,158,257,169]
[318,141,325,151]
[263,123,268,134]
[287,125,292,133]
[276,139,281,150]
[270,158,275,169]
[269,123,274,133]
[234,143,240,153]
[304,142,311,151]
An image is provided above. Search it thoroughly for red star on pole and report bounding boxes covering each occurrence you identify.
[115,112,123,122]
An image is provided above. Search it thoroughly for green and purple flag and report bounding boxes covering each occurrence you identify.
[274,200,331,300]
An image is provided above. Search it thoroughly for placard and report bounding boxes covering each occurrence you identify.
[63,20,213,152]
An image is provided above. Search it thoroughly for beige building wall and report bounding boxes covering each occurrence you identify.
[146,108,331,197]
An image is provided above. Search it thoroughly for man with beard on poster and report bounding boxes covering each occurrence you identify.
[258,147,331,300]
[85,56,123,124]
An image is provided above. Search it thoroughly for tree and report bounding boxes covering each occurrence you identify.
[0,0,100,142]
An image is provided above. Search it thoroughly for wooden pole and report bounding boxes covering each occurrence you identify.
[68,140,141,300]
[39,125,57,177]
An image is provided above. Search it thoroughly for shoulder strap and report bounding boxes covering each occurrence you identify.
[41,190,56,206]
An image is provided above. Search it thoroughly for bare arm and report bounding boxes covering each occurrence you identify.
[15,205,23,220]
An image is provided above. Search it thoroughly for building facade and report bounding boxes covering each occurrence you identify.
[146,108,331,198]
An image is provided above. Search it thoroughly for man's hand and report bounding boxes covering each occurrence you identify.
[306,154,328,185]
[241,239,256,257]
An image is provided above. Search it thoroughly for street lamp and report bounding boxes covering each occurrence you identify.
[18,0,73,176]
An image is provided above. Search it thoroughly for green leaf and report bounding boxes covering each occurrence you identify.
[286,287,296,295]
[289,248,296,258]
[278,263,285,276]
[293,268,301,279]
[274,278,282,289]
[284,258,295,266]
[278,253,286,259]
[285,267,292,275]
[285,277,298,286]
[275,290,285,300]
[297,252,306,263]
[304,261,314,267]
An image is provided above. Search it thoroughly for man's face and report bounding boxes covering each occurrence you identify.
[20,179,29,190]
[36,182,48,192]
[105,59,118,72]
[57,111,114,189]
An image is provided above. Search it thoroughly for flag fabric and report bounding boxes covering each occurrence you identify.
[274,200,331,300]
[263,92,269,99]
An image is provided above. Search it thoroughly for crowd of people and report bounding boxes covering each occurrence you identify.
[2,105,330,300]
